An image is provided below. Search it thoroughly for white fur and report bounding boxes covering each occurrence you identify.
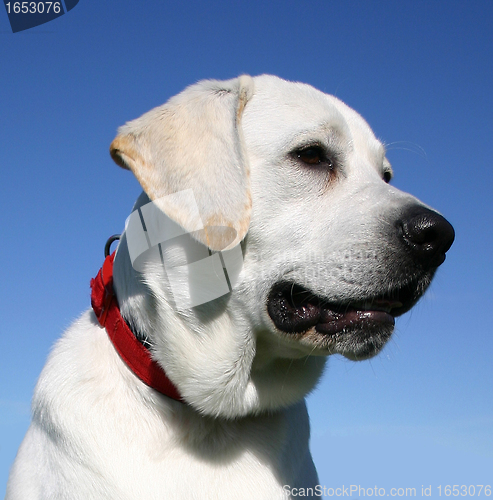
[7,75,432,499]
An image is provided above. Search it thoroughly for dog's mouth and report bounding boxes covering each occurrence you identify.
[266,279,428,359]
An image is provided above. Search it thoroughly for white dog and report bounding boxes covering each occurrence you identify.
[6,75,454,499]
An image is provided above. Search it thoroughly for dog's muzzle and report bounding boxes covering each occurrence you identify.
[266,206,454,358]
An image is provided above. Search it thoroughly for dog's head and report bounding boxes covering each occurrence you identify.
[109,75,454,418]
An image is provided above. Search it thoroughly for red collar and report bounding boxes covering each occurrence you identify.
[90,253,182,402]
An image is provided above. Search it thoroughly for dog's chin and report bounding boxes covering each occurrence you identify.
[266,278,430,360]
[304,312,395,360]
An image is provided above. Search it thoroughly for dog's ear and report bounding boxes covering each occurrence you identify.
[110,75,254,251]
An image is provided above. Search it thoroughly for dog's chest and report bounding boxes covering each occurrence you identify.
[97,403,312,499]
[56,404,315,499]
[20,319,317,499]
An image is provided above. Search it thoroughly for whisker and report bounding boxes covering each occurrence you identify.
[384,141,428,161]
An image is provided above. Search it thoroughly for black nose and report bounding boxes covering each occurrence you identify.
[399,206,455,268]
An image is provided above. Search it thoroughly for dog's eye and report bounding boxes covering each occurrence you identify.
[296,146,332,167]
[383,170,392,183]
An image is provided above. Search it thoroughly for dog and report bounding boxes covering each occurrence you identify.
[6,75,454,499]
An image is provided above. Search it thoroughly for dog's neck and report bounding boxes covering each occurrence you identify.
[108,219,327,419]
[90,252,183,402]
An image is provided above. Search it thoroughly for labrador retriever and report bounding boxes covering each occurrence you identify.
[6,75,454,499]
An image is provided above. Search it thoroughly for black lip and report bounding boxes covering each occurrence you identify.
[267,279,427,336]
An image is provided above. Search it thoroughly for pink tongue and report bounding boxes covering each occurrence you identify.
[320,307,347,323]
[317,309,394,336]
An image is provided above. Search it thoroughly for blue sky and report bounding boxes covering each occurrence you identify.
[1,0,492,495]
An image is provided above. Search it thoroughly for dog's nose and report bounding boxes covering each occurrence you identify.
[399,207,455,268]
